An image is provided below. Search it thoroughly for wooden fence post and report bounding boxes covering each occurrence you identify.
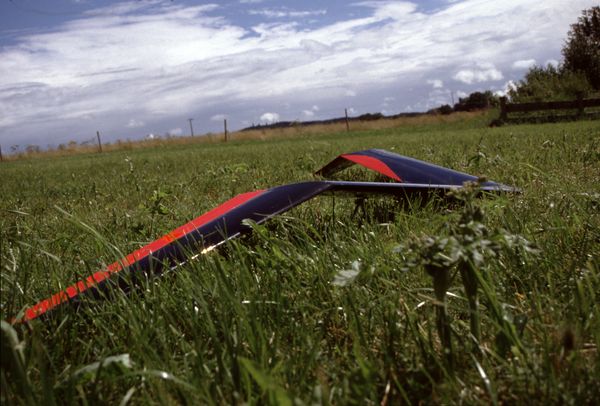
[96,131,103,153]
[576,92,584,116]
[345,108,350,132]
[499,97,508,121]
[224,119,228,142]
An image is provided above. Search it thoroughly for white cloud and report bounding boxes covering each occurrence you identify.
[240,0,264,3]
[546,59,560,67]
[427,79,444,88]
[453,63,503,84]
[382,96,396,107]
[345,90,357,97]
[302,105,320,117]
[354,1,418,21]
[453,70,476,84]
[494,80,518,97]
[248,8,327,19]
[512,59,536,69]
[127,118,145,128]
[300,39,331,54]
[168,128,182,135]
[260,112,280,123]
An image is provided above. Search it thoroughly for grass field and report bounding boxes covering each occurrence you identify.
[1,116,599,404]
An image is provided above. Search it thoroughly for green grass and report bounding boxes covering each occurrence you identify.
[1,117,599,404]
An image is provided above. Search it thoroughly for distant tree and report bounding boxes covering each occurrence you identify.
[562,6,600,90]
[25,145,40,154]
[507,64,592,102]
[427,104,453,115]
[357,113,384,121]
[438,104,453,115]
[453,91,498,111]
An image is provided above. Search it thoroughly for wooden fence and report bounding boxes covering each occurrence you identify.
[499,95,600,122]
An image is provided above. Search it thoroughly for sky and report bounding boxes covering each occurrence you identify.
[0,0,595,150]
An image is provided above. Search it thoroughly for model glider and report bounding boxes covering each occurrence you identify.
[18,149,516,322]
[316,148,513,190]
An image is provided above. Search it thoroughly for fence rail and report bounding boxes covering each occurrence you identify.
[499,96,600,121]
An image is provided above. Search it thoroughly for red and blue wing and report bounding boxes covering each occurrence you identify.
[18,150,517,322]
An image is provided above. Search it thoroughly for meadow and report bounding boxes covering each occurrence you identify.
[1,115,599,404]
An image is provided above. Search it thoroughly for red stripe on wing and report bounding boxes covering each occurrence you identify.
[21,189,266,322]
[341,154,402,182]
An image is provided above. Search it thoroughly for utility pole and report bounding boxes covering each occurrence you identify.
[0,144,3,162]
[188,118,194,137]
[224,119,228,142]
[96,131,103,153]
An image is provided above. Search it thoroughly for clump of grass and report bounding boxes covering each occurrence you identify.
[396,181,539,374]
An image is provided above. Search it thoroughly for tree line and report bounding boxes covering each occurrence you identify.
[511,6,599,102]
[431,6,599,114]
